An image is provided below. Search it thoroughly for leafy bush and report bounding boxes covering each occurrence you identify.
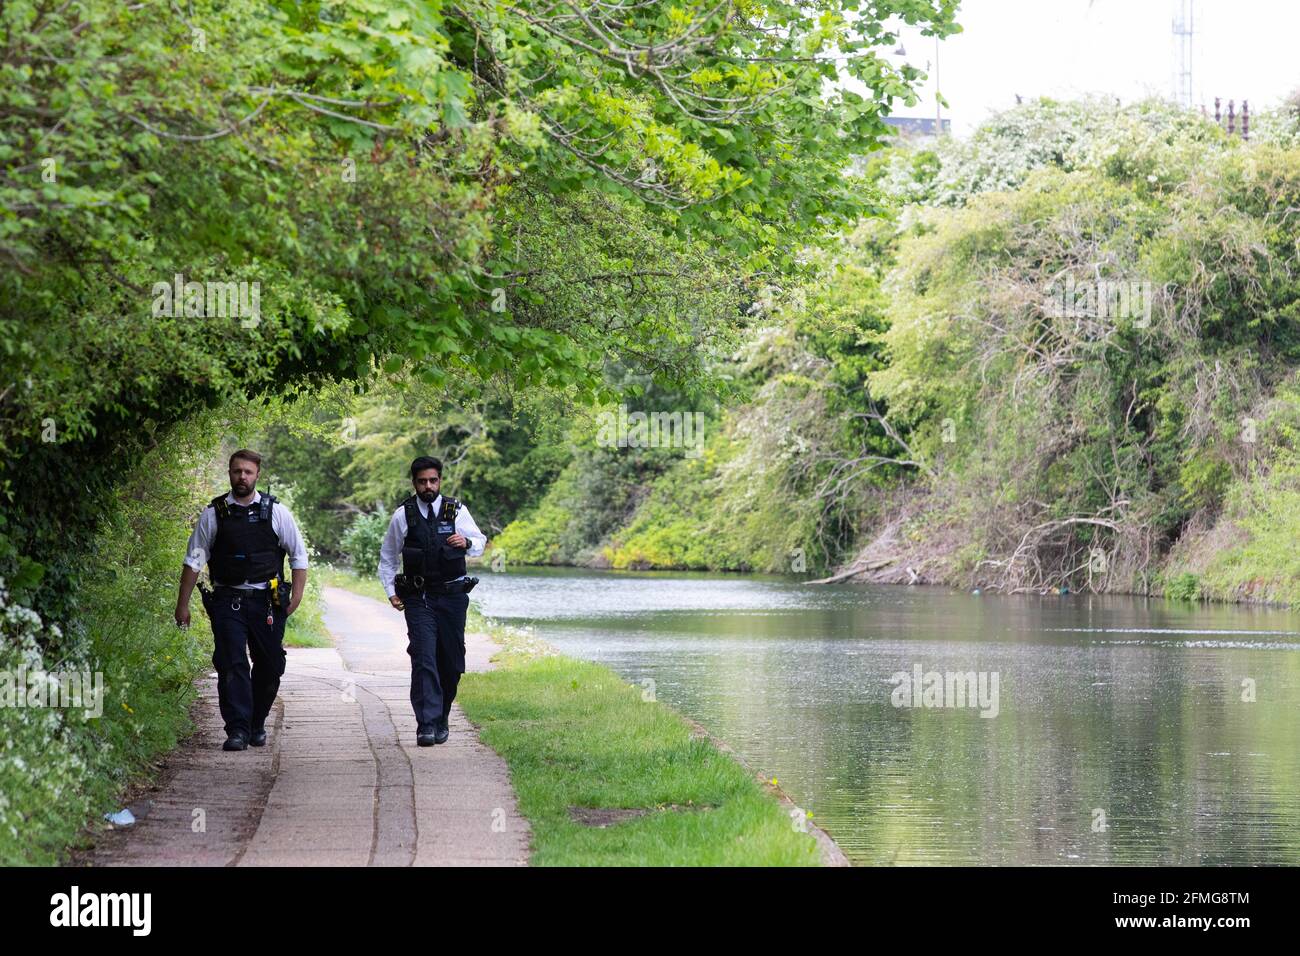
[857,122,1300,594]
[340,511,390,577]
[492,494,575,567]
[1165,573,1202,602]
[1,422,214,864]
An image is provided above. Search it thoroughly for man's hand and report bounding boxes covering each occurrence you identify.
[176,564,200,629]
[389,595,405,611]
[448,533,468,549]
[289,568,307,619]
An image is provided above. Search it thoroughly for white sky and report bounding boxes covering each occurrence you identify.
[885,0,1300,136]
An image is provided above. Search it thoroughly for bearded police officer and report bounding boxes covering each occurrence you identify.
[174,449,309,751]
[378,456,486,746]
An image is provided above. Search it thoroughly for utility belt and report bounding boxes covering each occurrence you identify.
[199,575,288,613]
[394,574,479,597]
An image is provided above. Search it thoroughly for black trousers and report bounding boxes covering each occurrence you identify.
[206,588,286,738]
[402,590,468,732]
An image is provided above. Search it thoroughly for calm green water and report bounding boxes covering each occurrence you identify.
[473,566,1300,865]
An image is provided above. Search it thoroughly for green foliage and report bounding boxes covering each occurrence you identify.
[855,117,1300,593]
[255,397,358,562]
[874,97,1232,207]
[0,419,213,864]
[603,429,772,571]
[335,374,577,536]
[1165,573,1202,602]
[3,0,976,864]
[491,466,578,566]
[1188,377,1300,605]
[251,370,575,558]
[1246,92,1300,148]
[4,0,959,620]
[491,503,573,567]
[339,511,390,577]
[493,96,1300,598]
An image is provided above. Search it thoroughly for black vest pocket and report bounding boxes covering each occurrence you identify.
[401,544,426,576]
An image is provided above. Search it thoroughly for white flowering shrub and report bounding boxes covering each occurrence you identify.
[872,96,1234,208]
[1249,105,1300,148]
[0,578,95,861]
[0,417,216,864]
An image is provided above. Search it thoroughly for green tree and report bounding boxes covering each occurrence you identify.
[1,0,960,620]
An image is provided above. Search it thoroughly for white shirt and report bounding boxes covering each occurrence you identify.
[378,494,486,597]
[184,491,309,589]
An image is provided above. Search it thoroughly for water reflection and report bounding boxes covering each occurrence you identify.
[473,567,1300,865]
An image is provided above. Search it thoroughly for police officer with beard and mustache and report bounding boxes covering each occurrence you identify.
[377,456,486,746]
[175,449,309,751]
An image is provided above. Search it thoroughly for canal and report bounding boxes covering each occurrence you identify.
[473,566,1300,865]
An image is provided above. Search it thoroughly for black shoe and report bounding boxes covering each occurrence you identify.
[416,732,436,747]
[249,729,267,747]
[433,717,449,744]
[223,733,248,752]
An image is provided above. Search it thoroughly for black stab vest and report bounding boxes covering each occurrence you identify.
[400,494,466,582]
[208,494,285,586]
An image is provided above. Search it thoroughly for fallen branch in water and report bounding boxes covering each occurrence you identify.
[808,555,896,585]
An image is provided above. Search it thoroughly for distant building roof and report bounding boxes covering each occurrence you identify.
[882,116,952,138]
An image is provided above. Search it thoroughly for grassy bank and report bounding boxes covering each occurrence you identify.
[477,101,1300,612]
[320,566,825,866]
[282,572,331,648]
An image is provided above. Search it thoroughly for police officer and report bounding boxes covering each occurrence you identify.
[174,449,309,751]
[378,456,486,746]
